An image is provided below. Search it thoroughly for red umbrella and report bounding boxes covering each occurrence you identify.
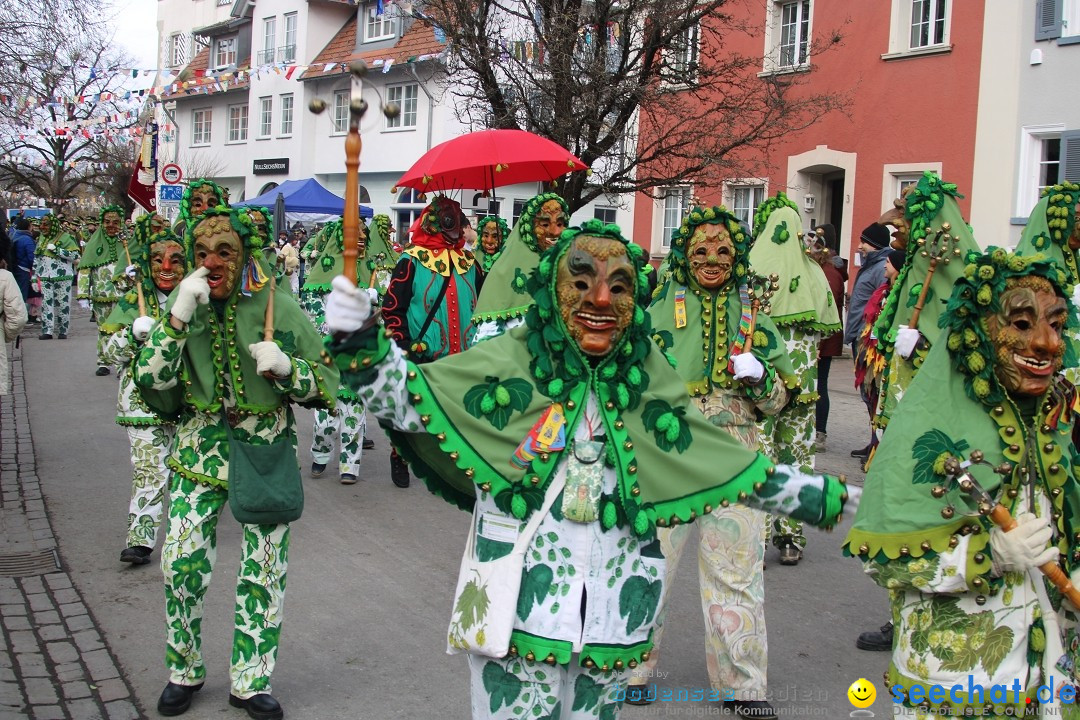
[394,129,588,193]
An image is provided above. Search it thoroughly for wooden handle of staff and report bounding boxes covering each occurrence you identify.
[263,274,276,342]
[341,115,362,287]
[989,504,1080,608]
[120,237,147,317]
[907,257,940,331]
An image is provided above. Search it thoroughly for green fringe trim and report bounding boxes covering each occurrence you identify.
[768,311,841,334]
[508,631,573,666]
[38,276,75,283]
[166,456,227,489]
[117,416,174,427]
[792,390,820,405]
[301,282,332,293]
[579,636,655,673]
[472,305,531,323]
[886,663,1038,715]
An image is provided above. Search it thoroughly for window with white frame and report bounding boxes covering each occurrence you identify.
[777,1,810,68]
[896,174,922,198]
[280,94,294,135]
[228,104,248,142]
[393,188,425,244]
[169,33,188,67]
[332,90,350,133]
[729,185,765,227]
[259,97,272,138]
[666,23,700,83]
[1017,125,1069,217]
[214,36,237,69]
[909,0,948,48]
[661,187,691,247]
[386,84,418,129]
[594,206,617,224]
[259,17,276,64]
[192,108,212,145]
[282,13,297,62]
[512,199,527,227]
[885,0,951,55]
[364,3,396,42]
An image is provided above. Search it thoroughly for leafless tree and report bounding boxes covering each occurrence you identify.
[0,0,107,66]
[418,0,849,211]
[0,16,142,211]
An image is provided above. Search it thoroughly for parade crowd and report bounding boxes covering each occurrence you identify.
[0,172,1078,720]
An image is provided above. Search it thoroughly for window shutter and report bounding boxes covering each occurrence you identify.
[1036,0,1062,40]
[1062,130,1080,182]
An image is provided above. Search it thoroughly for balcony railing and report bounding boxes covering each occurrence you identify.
[257,48,276,65]
[279,44,296,63]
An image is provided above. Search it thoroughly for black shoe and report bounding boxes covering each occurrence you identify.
[340,473,357,485]
[728,700,778,719]
[856,621,894,651]
[38,333,52,340]
[362,436,374,450]
[157,681,203,716]
[57,333,67,339]
[391,456,410,488]
[310,462,327,477]
[120,546,152,565]
[229,693,284,720]
[778,542,802,566]
[95,366,110,376]
[850,444,871,459]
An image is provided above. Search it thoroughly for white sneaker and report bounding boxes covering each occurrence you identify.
[815,431,827,451]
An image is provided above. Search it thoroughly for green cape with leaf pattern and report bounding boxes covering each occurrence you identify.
[78,227,122,270]
[302,219,400,292]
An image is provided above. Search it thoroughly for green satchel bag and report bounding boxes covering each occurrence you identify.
[225,422,304,525]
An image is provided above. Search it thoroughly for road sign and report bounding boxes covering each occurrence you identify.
[159,184,183,205]
[161,163,183,184]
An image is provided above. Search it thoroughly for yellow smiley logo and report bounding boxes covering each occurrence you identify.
[848,678,876,709]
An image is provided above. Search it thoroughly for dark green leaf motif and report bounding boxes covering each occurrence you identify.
[273,329,297,355]
[572,675,604,711]
[911,429,970,485]
[517,564,554,620]
[619,575,662,633]
[464,376,534,430]
[641,399,692,453]
[482,661,522,713]
[652,330,674,351]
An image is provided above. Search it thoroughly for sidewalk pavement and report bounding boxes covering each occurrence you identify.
[0,340,141,720]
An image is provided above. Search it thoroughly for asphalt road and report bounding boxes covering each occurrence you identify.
[22,308,893,719]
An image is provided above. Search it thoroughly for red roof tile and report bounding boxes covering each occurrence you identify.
[301,16,446,81]
[167,46,253,98]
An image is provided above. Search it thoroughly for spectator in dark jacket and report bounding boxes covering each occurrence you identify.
[811,237,846,449]
[842,223,891,349]
[10,219,35,305]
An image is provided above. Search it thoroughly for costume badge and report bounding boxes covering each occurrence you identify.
[674,288,687,329]
[511,403,567,469]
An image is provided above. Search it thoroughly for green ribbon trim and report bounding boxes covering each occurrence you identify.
[843,522,994,593]
[579,635,655,673]
[768,310,842,334]
[473,305,530,323]
[508,630,574,666]
[118,416,175,427]
[39,276,75,283]
[166,456,227,489]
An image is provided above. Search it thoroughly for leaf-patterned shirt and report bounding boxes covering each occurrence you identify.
[77,262,124,303]
[33,244,80,282]
[136,320,326,488]
[101,291,174,426]
[360,342,666,657]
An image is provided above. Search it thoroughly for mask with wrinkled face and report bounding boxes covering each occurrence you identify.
[556,235,636,357]
[192,217,244,300]
[102,212,123,239]
[481,221,502,255]
[687,224,734,291]
[986,277,1067,398]
[534,200,568,252]
[248,211,269,242]
[1069,204,1080,252]
[188,187,221,217]
[149,239,186,293]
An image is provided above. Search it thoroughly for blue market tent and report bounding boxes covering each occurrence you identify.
[235,178,372,222]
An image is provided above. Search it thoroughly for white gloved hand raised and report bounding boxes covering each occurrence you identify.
[46,243,56,252]
[366,287,380,304]
[732,352,765,383]
[1072,283,1080,310]
[325,275,373,334]
[989,512,1058,575]
[895,325,921,359]
[248,341,292,379]
[131,315,155,343]
[170,266,210,324]
[125,264,138,280]
[78,299,91,310]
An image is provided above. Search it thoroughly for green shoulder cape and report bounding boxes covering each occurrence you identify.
[749,205,840,333]
[352,325,840,538]
[1014,183,1080,284]
[649,279,798,397]
[36,230,80,259]
[844,332,1080,592]
[79,228,121,270]
[471,218,539,322]
[303,219,399,292]
[137,268,339,417]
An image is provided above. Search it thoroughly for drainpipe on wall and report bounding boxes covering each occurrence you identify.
[407,64,434,151]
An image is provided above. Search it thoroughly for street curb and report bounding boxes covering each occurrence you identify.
[0,335,143,720]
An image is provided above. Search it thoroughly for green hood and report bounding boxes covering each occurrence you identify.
[302,218,399,292]
[749,201,840,333]
[79,227,122,270]
[1014,182,1080,284]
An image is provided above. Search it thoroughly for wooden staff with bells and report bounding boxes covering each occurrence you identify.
[938,451,1080,607]
[308,61,400,290]
[119,234,147,317]
[907,223,964,331]
[741,271,779,354]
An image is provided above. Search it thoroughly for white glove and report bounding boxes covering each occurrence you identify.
[989,512,1059,574]
[171,266,210,324]
[46,243,56,252]
[131,315,155,343]
[78,299,91,310]
[366,287,380,304]
[325,275,373,333]
[895,325,921,359]
[125,264,138,280]
[732,352,765,383]
[841,484,862,518]
[1072,283,1080,309]
[248,341,292,379]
